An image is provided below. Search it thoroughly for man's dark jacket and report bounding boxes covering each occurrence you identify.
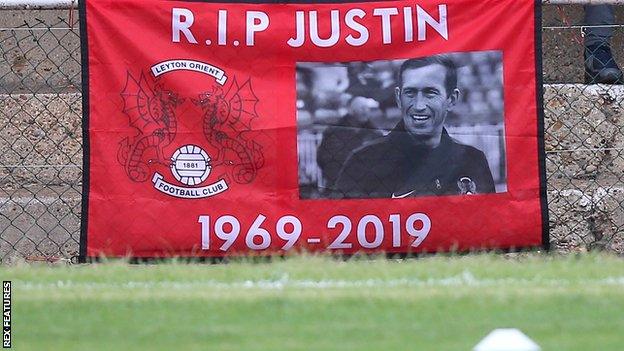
[334,122,496,198]
[317,114,381,188]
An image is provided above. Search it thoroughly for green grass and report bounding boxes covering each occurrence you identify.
[3,253,624,350]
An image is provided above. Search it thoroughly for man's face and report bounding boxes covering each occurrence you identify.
[395,64,459,140]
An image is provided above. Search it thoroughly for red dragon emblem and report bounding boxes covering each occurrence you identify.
[117,71,183,182]
[117,70,264,186]
[192,77,264,184]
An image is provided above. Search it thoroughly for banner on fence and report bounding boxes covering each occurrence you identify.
[79,0,547,259]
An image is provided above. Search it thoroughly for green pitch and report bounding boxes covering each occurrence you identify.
[3,254,624,350]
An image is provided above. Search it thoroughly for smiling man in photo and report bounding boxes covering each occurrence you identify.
[335,54,495,199]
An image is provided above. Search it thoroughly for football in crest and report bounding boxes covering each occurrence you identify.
[170,144,211,186]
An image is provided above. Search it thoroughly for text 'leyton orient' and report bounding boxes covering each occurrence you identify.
[172,5,449,48]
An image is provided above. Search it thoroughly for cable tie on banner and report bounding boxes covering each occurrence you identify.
[556,5,584,44]
[68,0,74,30]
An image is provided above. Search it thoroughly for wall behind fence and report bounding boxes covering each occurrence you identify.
[1,6,623,262]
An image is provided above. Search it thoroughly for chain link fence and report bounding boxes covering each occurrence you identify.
[1,9,81,262]
[0,5,623,263]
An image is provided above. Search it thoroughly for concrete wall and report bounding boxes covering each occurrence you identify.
[545,84,624,253]
[2,84,623,260]
[1,6,623,92]
[1,5,624,260]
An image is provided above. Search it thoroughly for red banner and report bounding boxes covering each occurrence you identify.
[79,0,547,259]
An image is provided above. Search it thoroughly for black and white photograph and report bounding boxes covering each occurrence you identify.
[296,51,507,199]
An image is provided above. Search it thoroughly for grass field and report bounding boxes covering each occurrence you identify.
[3,253,624,350]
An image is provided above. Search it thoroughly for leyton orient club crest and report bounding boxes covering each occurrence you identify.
[116,60,264,199]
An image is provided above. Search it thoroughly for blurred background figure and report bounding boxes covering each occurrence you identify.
[346,61,396,110]
[295,67,315,129]
[316,96,382,192]
[296,67,314,112]
[584,5,622,84]
[309,65,350,125]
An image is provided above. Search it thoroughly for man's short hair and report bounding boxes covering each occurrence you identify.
[397,54,458,96]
